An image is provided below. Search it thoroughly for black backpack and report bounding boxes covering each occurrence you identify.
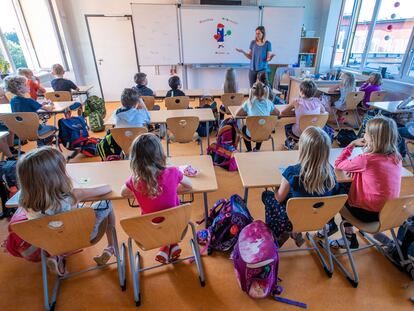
[335,129,357,148]
[97,132,122,161]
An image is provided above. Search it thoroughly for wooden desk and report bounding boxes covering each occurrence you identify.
[0,104,12,115]
[45,85,93,97]
[317,87,340,95]
[235,148,413,202]
[154,88,281,98]
[6,155,218,225]
[105,108,216,146]
[368,101,414,114]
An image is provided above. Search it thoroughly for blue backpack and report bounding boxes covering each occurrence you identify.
[197,194,253,254]
[58,117,99,157]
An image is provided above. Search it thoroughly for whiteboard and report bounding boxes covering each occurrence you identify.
[262,7,304,65]
[131,4,180,65]
[181,6,260,64]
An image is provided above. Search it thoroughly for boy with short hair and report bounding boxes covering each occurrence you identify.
[51,64,80,93]
[132,72,154,97]
[114,88,150,128]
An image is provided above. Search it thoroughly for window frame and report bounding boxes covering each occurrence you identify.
[332,0,414,83]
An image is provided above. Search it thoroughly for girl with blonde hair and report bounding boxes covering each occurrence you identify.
[263,126,339,246]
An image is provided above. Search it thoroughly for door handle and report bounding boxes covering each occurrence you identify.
[98,59,104,65]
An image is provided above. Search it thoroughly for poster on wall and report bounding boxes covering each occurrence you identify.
[181,6,260,64]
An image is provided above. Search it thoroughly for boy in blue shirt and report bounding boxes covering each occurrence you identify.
[51,64,79,93]
[114,88,150,128]
[132,72,154,97]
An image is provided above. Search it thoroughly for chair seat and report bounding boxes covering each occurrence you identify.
[340,207,380,234]
[169,132,199,143]
[38,129,57,139]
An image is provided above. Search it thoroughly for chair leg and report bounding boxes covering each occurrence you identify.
[166,129,170,157]
[333,109,341,130]
[128,238,141,306]
[271,137,275,151]
[18,138,21,158]
[189,222,206,286]
[306,229,333,277]
[41,250,60,311]
[330,220,359,287]
[112,227,126,291]
[199,138,203,155]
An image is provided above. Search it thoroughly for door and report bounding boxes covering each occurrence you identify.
[86,15,138,101]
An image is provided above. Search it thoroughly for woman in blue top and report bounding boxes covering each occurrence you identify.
[236,26,275,87]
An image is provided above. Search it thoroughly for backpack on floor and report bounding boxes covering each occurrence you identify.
[232,220,279,298]
[97,132,122,161]
[207,118,240,171]
[84,96,106,132]
[3,208,41,262]
[58,117,99,157]
[196,194,253,254]
[335,129,357,148]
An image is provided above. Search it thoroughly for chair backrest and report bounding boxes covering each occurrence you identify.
[165,96,190,110]
[221,93,244,113]
[166,116,200,143]
[120,204,192,251]
[369,91,387,102]
[280,72,291,85]
[246,116,278,142]
[299,113,329,132]
[45,91,72,102]
[378,195,414,232]
[141,96,155,111]
[286,195,348,232]
[5,92,30,101]
[0,112,43,140]
[10,208,99,256]
[345,91,365,110]
[110,127,148,157]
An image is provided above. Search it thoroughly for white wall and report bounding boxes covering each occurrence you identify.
[55,0,334,96]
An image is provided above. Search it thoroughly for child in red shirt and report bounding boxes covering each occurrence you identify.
[18,68,45,100]
[121,133,192,263]
[330,116,401,249]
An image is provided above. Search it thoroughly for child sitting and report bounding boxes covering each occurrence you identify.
[236,81,280,152]
[329,116,402,249]
[51,64,79,93]
[359,72,382,108]
[329,72,355,124]
[223,68,238,94]
[114,88,150,128]
[282,80,326,149]
[398,122,414,158]
[132,72,154,96]
[17,68,45,100]
[166,76,185,97]
[17,147,116,275]
[256,71,285,105]
[264,126,339,246]
[121,133,192,263]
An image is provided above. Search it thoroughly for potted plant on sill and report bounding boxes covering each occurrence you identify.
[0,58,11,79]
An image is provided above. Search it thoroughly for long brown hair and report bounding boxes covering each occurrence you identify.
[17,147,75,213]
[298,127,336,195]
[364,116,401,161]
[256,26,266,43]
[130,133,167,198]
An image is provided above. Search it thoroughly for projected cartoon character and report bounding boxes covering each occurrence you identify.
[213,23,232,48]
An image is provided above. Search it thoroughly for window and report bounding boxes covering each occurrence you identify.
[333,0,414,82]
[0,0,66,73]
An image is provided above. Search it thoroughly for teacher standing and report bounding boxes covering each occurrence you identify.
[236,26,275,87]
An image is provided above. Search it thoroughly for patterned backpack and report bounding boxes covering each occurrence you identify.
[197,194,253,254]
[207,118,240,171]
[84,96,106,132]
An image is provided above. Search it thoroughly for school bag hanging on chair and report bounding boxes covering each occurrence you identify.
[207,118,240,171]
[196,194,253,254]
[97,132,122,161]
[84,95,106,132]
[232,220,307,308]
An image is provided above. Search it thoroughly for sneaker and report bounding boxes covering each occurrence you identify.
[155,246,170,264]
[291,232,305,247]
[329,233,359,249]
[93,247,114,266]
[169,244,182,262]
[47,256,68,276]
[316,222,339,238]
[373,233,394,248]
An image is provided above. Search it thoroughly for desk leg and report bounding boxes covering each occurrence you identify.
[165,124,170,157]
[203,192,209,228]
[244,188,249,204]
[206,121,210,147]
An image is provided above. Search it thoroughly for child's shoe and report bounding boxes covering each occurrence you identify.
[155,246,170,264]
[169,244,182,262]
[94,246,114,266]
[316,222,339,238]
[329,233,359,249]
[47,255,68,276]
[291,232,305,247]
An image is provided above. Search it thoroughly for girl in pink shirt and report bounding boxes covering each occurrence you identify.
[121,133,192,263]
[330,116,402,249]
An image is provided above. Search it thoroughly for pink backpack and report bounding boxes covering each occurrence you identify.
[3,208,41,262]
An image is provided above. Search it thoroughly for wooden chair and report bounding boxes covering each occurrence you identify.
[110,127,147,158]
[5,92,30,101]
[333,91,365,129]
[0,112,56,156]
[404,138,414,170]
[242,116,278,151]
[166,116,202,157]
[326,195,414,287]
[220,93,244,115]
[45,91,72,102]
[141,96,155,111]
[299,113,329,133]
[120,203,205,306]
[280,195,348,277]
[165,96,190,110]
[369,90,387,102]
[11,208,125,311]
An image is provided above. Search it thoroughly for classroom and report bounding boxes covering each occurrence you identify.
[0,0,414,310]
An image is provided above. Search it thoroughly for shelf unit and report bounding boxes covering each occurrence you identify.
[298,37,320,69]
